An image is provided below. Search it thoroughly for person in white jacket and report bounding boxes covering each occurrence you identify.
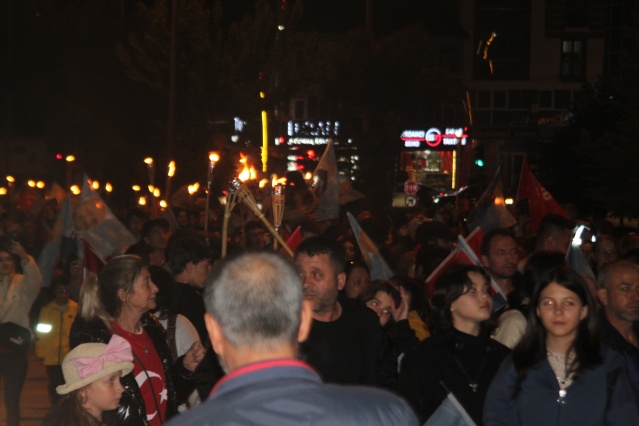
[0,240,42,426]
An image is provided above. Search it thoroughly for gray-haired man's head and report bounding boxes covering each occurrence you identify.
[204,252,304,349]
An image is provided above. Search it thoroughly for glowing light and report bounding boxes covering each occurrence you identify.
[27,180,35,188]
[148,185,155,193]
[0,188,6,195]
[249,166,257,181]
[304,172,312,180]
[91,181,100,190]
[188,183,200,195]
[260,92,265,99]
[132,185,141,191]
[6,176,15,183]
[144,157,154,166]
[138,197,147,206]
[105,182,113,193]
[153,188,160,197]
[36,181,45,189]
[159,200,168,208]
[259,179,268,189]
[272,175,287,186]
[56,153,63,160]
[209,152,220,163]
[168,161,176,177]
[238,153,250,182]
[36,323,52,333]
[505,198,514,205]
[70,185,81,195]
[65,155,75,162]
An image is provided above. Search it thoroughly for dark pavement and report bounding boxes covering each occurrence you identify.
[0,343,49,426]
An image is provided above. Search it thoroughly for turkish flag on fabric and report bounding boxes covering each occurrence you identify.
[280,226,302,257]
[516,158,569,232]
[426,232,507,311]
[465,226,484,257]
[82,238,105,274]
[425,242,475,299]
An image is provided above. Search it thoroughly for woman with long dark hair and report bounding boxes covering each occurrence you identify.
[398,265,510,424]
[484,267,637,425]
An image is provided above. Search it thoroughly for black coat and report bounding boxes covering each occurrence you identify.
[70,312,195,426]
[398,327,510,425]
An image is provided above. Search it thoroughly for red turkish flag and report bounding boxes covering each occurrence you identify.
[516,158,568,232]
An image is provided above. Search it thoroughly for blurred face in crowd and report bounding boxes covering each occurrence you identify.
[81,372,125,417]
[546,229,573,255]
[144,226,170,250]
[295,253,345,318]
[594,238,618,271]
[344,266,370,299]
[187,259,212,289]
[54,283,70,305]
[450,271,492,334]
[123,266,158,315]
[247,227,267,249]
[598,263,639,324]
[537,282,587,344]
[366,291,395,327]
[0,251,15,277]
[481,235,519,281]
[342,241,357,262]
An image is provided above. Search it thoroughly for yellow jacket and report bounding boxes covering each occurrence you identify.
[35,299,78,365]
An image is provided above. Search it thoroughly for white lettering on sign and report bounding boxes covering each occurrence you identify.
[401,127,468,148]
[401,130,426,140]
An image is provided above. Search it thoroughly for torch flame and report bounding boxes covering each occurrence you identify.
[259,179,268,189]
[144,157,154,166]
[249,166,257,181]
[272,175,287,187]
[188,182,200,195]
[209,152,220,163]
[168,161,176,177]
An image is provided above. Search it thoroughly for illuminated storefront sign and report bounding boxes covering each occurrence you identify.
[401,127,468,148]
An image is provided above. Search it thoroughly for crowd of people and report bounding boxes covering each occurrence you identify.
[1,174,639,425]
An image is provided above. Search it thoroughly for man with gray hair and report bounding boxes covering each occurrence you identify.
[597,259,639,409]
[166,251,418,426]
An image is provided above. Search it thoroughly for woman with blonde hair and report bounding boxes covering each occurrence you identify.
[70,255,204,426]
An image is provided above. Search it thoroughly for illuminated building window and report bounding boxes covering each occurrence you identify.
[560,39,585,80]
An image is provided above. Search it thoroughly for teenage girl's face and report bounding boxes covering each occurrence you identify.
[81,372,125,418]
[536,282,588,343]
[366,291,396,327]
[450,272,492,331]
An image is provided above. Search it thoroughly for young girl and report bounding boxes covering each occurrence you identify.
[484,267,638,425]
[43,335,134,426]
[398,265,510,425]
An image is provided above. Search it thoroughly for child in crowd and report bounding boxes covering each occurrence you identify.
[42,335,134,426]
[36,279,78,405]
[484,267,637,425]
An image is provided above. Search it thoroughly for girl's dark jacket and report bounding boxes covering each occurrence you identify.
[70,312,196,426]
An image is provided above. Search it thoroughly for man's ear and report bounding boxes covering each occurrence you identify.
[298,300,313,343]
[597,288,608,307]
[336,272,346,291]
[205,313,225,357]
